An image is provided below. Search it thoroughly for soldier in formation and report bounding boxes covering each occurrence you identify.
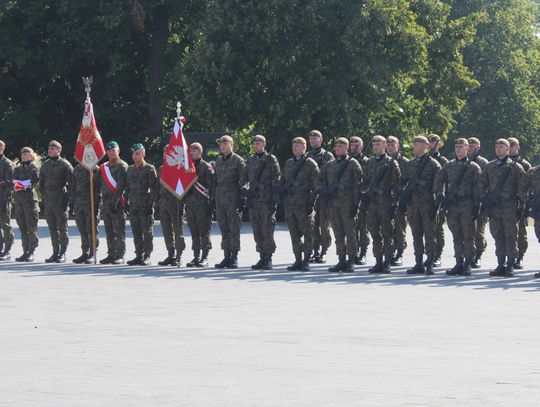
[0,140,14,261]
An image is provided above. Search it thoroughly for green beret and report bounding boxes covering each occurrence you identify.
[106,140,119,150]
[130,143,144,152]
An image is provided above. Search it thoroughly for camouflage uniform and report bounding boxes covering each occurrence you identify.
[157,165,185,265]
[280,154,320,271]
[39,156,73,260]
[70,165,100,261]
[214,152,247,268]
[389,152,409,265]
[244,151,281,269]
[522,164,540,242]
[510,154,531,267]
[184,158,215,266]
[125,161,158,261]
[320,155,362,272]
[362,154,400,272]
[96,158,128,262]
[351,152,370,264]
[401,154,441,273]
[434,157,481,275]
[13,161,40,259]
[470,154,489,267]
[480,156,525,276]
[432,152,449,261]
[307,147,334,262]
[0,154,14,258]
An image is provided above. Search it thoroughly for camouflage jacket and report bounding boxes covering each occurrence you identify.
[125,161,158,208]
[432,151,449,167]
[320,155,362,208]
[214,152,247,204]
[479,156,525,208]
[39,156,73,203]
[13,161,40,205]
[96,159,128,204]
[70,164,100,210]
[244,151,281,204]
[184,158,215,207]
[0,154,14,202]
[470,154,488,172]
[307,147,334,170]
[362,154,401,206]
[510,155,531,172]
[280,155,319,208]
[434,158,482,206]
[400,154,441,204]
[350,153,369,171]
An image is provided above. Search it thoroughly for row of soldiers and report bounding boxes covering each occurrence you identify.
[0,132,539,279]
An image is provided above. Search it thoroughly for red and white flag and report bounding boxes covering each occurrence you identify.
[74,97,106,170]
[160,114,198,199]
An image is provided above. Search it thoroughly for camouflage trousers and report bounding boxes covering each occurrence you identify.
[44,197,69,250]
[216,201,242,251]
[406,202,437,257]
[474,214,488,256]
[312,199,332,251]
[0,202,13,252]
[435,212,446,256]
[447,202,476,260]
[249,202,276,254]
[367,204,394,258]
[392,209,408,254]
[74,206,99,254]
[489,206,519,259]
[160,199,185,253]
[14,201,39,253]
[329,205,358,258]
[518,217,528,257]
[186,203,212,251]
[356,210,370,252]
[285,204,314,257]
[129,206,154,256]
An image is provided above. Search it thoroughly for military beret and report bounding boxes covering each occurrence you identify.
[334,137,349,146]
[372,135,386,143]
[20,146,34,154]
[292,137,306,145]
[252,134,266,143]
[428,134,441,143]
[495,138,510,146]
[349,136,363,143]
[468,137,481,145]
[48,140,62,149]
[0,140,5,147]
[218,135,234,144]
[413,135,429,144]
[308,130,323,139]
[387,136,399,143]
[190,142,203,151]
[130,143,144,152]
[507,137,520,146]
[454,138,469,145]
[106,140,119,150]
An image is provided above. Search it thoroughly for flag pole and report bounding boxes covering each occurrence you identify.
[83,76,98,264]
[176,101,182,269]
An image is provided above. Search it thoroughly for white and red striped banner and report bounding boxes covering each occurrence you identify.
[100,162,125,205]
[75,97,105,170]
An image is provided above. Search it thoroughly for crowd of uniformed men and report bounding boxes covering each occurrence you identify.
[0,131,539,279]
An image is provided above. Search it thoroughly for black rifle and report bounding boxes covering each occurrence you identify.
[398,141,439,213]
[360,156,396,213]
[322,157,351,205]
[277,156,307,202]
[480,157,518,217]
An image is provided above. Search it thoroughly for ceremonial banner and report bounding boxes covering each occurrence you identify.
[74,96,105,170]
[160,105,198,199]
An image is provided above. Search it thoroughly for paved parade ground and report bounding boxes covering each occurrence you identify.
[0,220,539,406]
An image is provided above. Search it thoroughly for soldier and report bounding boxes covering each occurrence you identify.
[320,138,362,272]
[307,130,334,263]
[386,136,409,266]
[467,137,489,268]
[244,135,281,270]
[362,135,400,273]
[213,135,247,269]
[479,139,525,277]
[69,164,100,264]
[349,136,370,265]
[0,140,14,261]
[156,147,185,267]
[125,143,158,266]
[434,138,481,276]
[96,141,128,265]
[520,151,540,278]
[13,147,40,262]
[400,135,441,275]
[508,137,531,269]
[39,140,73,263]
[279,137,320,272]
[184,143,215,267]
[428,134,448,266]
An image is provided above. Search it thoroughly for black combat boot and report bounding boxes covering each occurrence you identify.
[446,257,463,276]
[316,248,327,264]
[261,254,273,270]
[25,251,34,262]
[228,251,239,269]
[425,256,435,275]
[187,250,200,267]
[300,252,311,272]
[287,252,302,271]
[214,250,230,269]
[490,256,506,276]
[0,243,11,261]
[83,251,95,264]
[171,251,181,267]
[251,253,265,270]
[55,246,67,263]
[158,249,176,266]
[99,254,115,264]
[344,257,355,273]
[15,252,29,262]
[140,254,152,266]
[471,250,483,269]
[382,256,392,274]
[112,256,125,265]
[505,258,515,277]
[514,254,524,270]
[391,249,403,266]
[354,247,367,265]
[127,254,144,266]
[368,256,383,274]
[461,259,472,276]
[407,255,425,274]
[73,253,89,264]
[328,255,346,272]
[45,245,59,263]
[309,249,319,263]
[198,250,209,267]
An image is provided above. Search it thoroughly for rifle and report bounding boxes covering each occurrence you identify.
[398,141,439,213]
[322,157,351,205]
[276,156,307,203]
[480,157,518,217]
[440,160,471,214]
[360,156,396,213]
[244,148,274,202]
